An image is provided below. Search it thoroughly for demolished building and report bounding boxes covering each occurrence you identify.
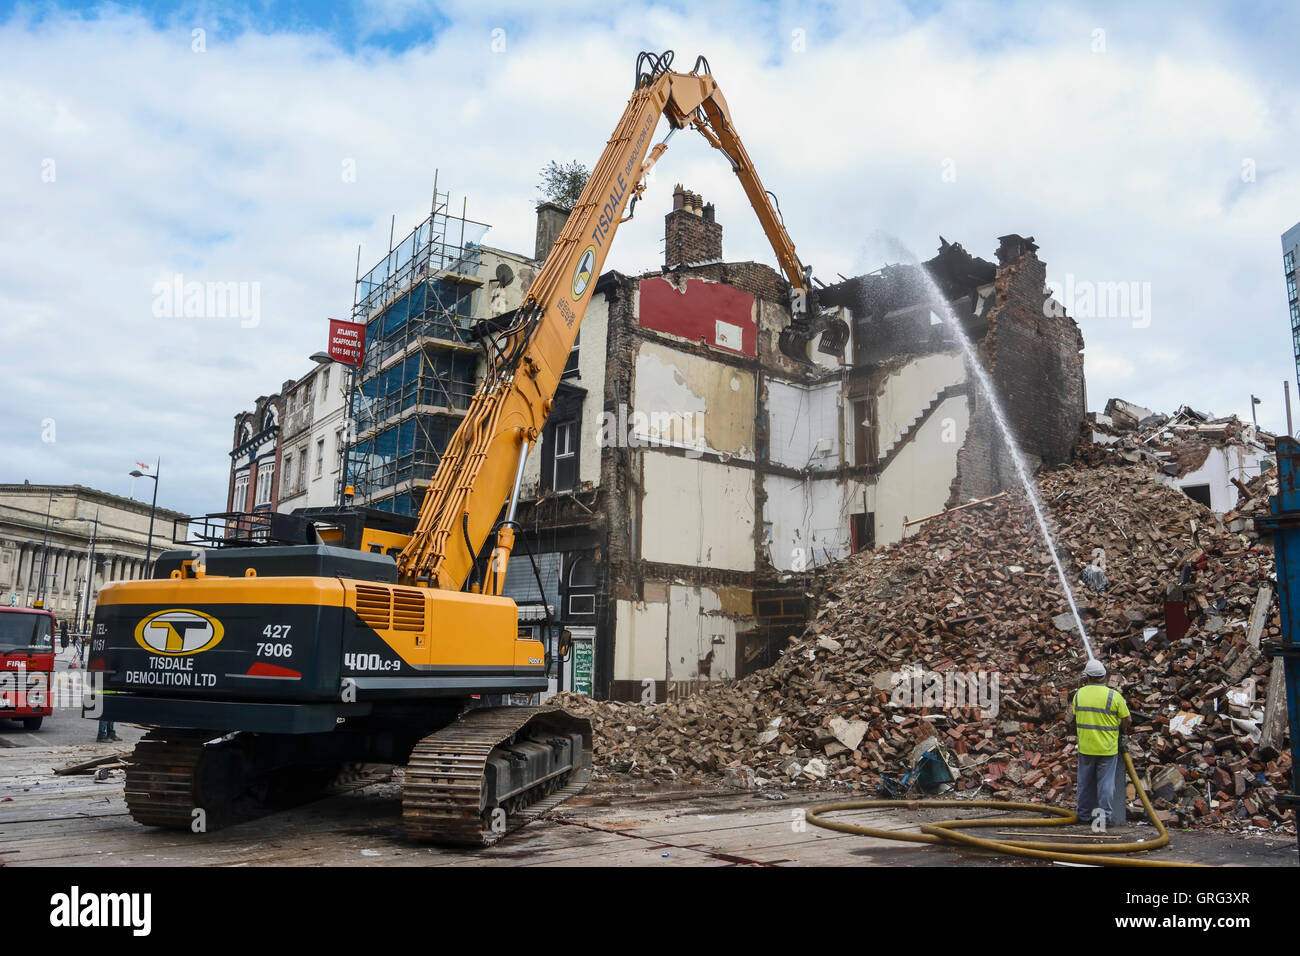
[500,186,1087,701]
[1090,399,1276,513]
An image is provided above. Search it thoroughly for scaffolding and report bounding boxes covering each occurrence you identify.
[348,179,492,516]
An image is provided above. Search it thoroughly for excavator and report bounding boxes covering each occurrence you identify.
[87,50,849,845]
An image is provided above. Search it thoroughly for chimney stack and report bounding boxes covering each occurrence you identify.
[665,184,723,268]
[535,202,571,262]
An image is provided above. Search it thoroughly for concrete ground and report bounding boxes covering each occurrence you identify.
[1,740,1295,867]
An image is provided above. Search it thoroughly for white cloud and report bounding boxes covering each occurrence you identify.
[1,1,1297,516]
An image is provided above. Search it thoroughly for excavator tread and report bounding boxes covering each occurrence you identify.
[402,706,592,846]
[123,730,216,830]
[123,730,385,832]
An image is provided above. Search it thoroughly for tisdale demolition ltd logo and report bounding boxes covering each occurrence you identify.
[49,887,151,936]
[134,609,224,655]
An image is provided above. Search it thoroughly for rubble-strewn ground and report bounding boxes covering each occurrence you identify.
[555,461,1294,836]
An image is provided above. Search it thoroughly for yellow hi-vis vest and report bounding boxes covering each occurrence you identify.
[1071,683,1130,756]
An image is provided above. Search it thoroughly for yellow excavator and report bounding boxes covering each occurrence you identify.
[87,50,849,845]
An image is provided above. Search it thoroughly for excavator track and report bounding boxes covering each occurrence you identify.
[124,730,359,832]
[124,730,248,830]
[402,706,592,846]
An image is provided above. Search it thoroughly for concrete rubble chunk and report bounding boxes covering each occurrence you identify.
[828,717,868,751]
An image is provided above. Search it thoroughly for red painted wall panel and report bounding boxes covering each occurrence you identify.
[637,277,756,357]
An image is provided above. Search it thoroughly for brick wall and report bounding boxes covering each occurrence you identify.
[951,239,1086,502]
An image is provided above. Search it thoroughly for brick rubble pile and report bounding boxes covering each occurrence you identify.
[555,464,1293,832]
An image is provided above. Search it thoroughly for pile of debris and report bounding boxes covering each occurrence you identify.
[555,464,1293,832]
[1225,469,1279,536]
[1089,398,1274,480]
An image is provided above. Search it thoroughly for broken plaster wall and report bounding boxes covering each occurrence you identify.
[612,584,753,687]
[874,352,967,459]
[878,393,971,543]
[1157,444,1273,513]
[766,379,841,469]
[763,473,867,571]
[631,341,755,458]
[639,452,755,570]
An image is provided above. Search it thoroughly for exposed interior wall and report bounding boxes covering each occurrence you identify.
[766,379,841,470]
[613,597,670,683]
[763,474,864,571]
[666,584,741,683]
[878,394,971,544]
[631,341,755,457]
[637,276,756,356]
[639,453,755,571]
[611,584,753,690]
[875,351,966,459]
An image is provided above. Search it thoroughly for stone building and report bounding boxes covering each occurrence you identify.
[0,483,185,627]
[228,394,284,513]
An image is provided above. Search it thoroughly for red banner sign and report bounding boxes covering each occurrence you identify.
[328,318,365,366]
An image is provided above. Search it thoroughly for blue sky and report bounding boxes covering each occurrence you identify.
[2,0,1297,515]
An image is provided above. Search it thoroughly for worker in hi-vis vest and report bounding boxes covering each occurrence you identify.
[1065,658,1131,828]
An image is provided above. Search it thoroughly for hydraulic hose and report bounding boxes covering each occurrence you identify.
[804,750,1195,867]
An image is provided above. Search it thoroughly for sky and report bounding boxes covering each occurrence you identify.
[2,0,1297,516]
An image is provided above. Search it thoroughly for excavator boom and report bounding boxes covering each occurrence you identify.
[396,50,849,594]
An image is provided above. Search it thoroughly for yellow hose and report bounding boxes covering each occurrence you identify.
[804,751,1195,867]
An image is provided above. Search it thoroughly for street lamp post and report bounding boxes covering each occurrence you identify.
[129,458,161,575]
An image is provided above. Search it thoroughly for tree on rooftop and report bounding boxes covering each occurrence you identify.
[537,160,590,210]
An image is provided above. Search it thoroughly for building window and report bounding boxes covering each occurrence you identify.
[568,556,596,616]
[540,386,583,494]
[321,366,330,400]
[1286,251,1295,274]
[315,439,325,478]
[1289,274,1298,302]
[233,474,249,511]
[1181,484,1212,508]
[284,454,294,493]
[564,330,580,378]
[255,462,275,506]
[551,421,578,491]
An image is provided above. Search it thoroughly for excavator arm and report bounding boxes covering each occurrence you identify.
[395,50,849,593]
